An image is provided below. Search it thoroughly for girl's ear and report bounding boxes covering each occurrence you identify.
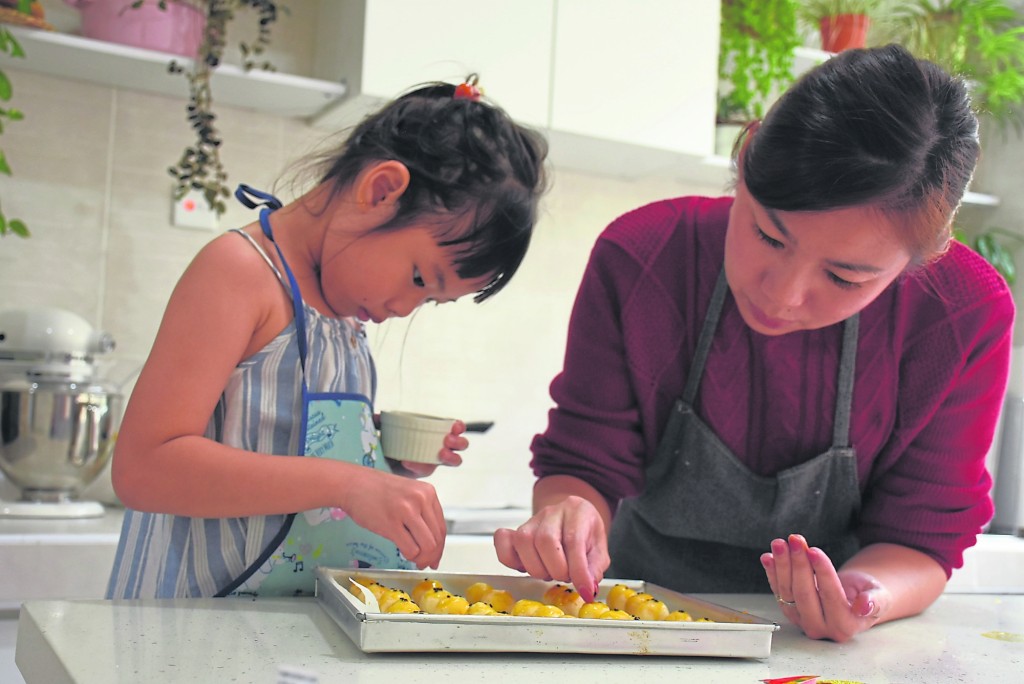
[357,160,411,208]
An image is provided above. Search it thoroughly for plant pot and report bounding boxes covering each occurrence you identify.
[819,14,870,54]
[64,0,205,59]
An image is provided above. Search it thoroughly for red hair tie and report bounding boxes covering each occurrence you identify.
[454,73,482,102]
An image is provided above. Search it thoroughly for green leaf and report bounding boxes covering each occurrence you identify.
[0,71,11,102]
[0,150,11,176]
[8,219,28,238]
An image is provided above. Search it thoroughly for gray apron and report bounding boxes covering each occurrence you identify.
[607,270,862,592]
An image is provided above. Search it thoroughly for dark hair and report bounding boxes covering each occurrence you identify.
[738,44,980,265]
[314,78,549,302]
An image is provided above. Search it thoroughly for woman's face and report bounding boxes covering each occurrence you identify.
[724,182,912,336]
[320,222,490,324]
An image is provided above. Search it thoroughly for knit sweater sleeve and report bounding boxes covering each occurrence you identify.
[529,200,692,510]
[858,245,1015,576]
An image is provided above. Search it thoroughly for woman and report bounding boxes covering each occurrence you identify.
[494,45,1013,642]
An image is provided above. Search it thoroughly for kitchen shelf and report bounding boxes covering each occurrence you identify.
[0,25,346,119]
[704,154,1000,208]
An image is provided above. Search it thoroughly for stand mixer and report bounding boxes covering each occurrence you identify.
[0,307,122,518]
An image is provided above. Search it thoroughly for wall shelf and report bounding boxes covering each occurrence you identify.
[0,25,346,119]
[703,154,1000,209]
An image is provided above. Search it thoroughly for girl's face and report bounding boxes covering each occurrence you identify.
[320,222,490,323]
[724,182,912,336]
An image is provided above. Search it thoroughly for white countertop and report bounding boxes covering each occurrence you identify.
[4,507,1024,683]
[15,593,1024,683]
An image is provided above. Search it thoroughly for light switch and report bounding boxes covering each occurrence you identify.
[172,188,219,231]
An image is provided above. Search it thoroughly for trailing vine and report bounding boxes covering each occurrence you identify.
[135,0,281,216]
[0,8,29,240]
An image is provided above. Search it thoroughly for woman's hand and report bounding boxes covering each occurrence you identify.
[395,419,469,477]
[761,534,887,642]
[493,495,611,603]
[339,467,447,569]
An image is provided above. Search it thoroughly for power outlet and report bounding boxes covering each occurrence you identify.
[172,188,219,231]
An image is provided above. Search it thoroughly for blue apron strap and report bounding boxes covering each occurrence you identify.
[235,184,309,373]
[235,184,283,211]
[215,185,308,597]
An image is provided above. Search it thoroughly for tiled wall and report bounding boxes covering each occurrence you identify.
[0,66,727,510]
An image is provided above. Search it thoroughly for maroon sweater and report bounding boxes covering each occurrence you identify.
[531,196,1014,575]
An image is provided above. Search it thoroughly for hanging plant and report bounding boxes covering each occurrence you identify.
[135,0,281,216]
[0,9,29,241]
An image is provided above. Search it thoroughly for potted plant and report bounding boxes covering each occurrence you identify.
[66,0,205,58]
[718,0,802,124]
[880,0,1024,135]
[0,0,47,241]
[797,0,882,53]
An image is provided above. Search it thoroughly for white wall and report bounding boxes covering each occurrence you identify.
[0,63,726,512]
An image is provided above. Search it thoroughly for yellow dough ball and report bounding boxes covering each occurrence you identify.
[378,589,412,612]
[437,595,471,615]
[624,592,655,616]
[606,584,637,611]
[542,584,585,617]
[418,588,454,613]
[534,604,566,618]
[481,589,515,614]
[411,578,445,605]
[665,610,694,622]
[384,597,422,614]
[511,599,545,617]
[630,597,671,618]
[467,601,500,616]
[599,609,638,620]
[465,581,493,604]
[542,583,572,605]
[577,601,611,619]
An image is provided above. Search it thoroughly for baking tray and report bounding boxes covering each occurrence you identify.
[314,567,779,658]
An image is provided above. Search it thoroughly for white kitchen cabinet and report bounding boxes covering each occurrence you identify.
[311,0,555,130]
[550,0,719,158]
[311,0,724,182]
[0,1,1002,203]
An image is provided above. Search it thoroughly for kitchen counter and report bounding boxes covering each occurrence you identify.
[15,593,1024,683]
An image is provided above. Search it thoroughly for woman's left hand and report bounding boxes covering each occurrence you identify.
[398,419,468,477]
[761,534,887,642]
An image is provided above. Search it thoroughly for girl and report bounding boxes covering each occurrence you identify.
[495,45,1014,642]
[107,77,548,599]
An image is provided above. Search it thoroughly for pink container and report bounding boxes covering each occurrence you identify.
[64,0,205,59]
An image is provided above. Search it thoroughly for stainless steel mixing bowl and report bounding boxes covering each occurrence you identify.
[0,377,122,502]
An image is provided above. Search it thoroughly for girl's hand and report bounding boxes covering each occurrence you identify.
[493,495,610,603]
[761,534,887,642]
[340,468,447,569]
[396,419,468,478]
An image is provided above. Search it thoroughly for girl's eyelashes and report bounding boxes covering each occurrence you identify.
[412,265,426,288]
[755,226,784,249]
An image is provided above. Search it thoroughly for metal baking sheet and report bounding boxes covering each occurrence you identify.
[314,567,779,658]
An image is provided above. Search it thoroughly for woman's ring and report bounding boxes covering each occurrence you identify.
[776,595,797,607]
